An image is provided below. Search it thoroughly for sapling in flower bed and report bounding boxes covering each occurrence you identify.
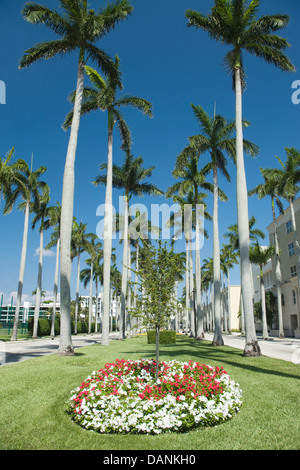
[131,240,182,382]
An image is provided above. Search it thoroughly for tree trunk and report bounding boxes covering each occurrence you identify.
[235,66,261,357]
[185,238,189,334]
[260,269,269,339]
[11,200,30,341]
[195,202,204,339]
[120,192,129,339]
[155,322,160,384]
[126,237,132,338]
[271,198,284,338]
[75,251,80,335]
[59,58,85,356]
[51,237,60,339]
[212,164,223,346]
[227,271,231,333]
[189,239,195,337]
[89,260,93,335]
[95,280,99,332]
[101,115,114,345]
[33,228,44,338]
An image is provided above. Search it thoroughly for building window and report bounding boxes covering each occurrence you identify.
[293,290,297,305]
[281,294,285,306]
[288,242,295,256]
[291,265,297,278]
[286,220,292,234]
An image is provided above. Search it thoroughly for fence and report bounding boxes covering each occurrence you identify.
[0,304,51,337]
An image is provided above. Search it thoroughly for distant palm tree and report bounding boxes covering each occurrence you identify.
[20,0,133,355]
[186,0,295,356]
[45,202,61,339]
[220,243,239,333]
[64,59,152,345]
[167,148,214,340]
[83,238,102,333]
[249,166,285,337]
[187,104,258,344]
[3,161,48,341]
[249,242,276,339]
[0,148,25,205]
[94,153,163,340]
[71,220,96,334]
[31,187,51,338]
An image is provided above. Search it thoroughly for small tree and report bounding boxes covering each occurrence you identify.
[132,240,181,383]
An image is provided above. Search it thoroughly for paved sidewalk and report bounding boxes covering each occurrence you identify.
[1,331,300,366]
[204,332,300,364]
[0,332,119,366]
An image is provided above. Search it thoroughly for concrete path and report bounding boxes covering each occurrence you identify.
[1,331,300,366]
[204,332,300,364]
[0,332,119,367]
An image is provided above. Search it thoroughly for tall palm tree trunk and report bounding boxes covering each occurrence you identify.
[89,260,93,334]
[189,239,195,336]
[120,193,129,339]
[271,198,284,338]
[235,67,260,356]
[212,165,223,346]
[51,237,60,339]
[126,238,132,338]
[102,116,114,345]
[185,238,189,334]
[227,270,231,333]
[260,268,269,339]
[195,204,204,339]
[59,59,85,355]
[11,200,30,341]
[33,228,44,338]
[75,252,81,335]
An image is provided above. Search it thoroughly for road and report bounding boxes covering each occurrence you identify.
[1,331,300,366]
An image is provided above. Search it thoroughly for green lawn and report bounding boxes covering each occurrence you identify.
[0,334,299,450]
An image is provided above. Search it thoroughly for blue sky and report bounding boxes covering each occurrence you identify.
[0,0,299,306]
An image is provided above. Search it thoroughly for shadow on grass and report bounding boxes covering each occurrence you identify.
[121,335,300,381]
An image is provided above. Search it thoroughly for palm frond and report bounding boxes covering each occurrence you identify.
[19,39,75,68]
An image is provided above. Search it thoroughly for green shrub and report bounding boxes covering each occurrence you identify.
[147,330,176,344]
[28,317,51,337]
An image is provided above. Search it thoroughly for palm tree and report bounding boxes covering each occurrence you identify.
[187,104,258,344]
[220,243,239,333]
[224,215,265,333]
[31,187,51,338]
[249,167,285,337]
[64,60,152,346]
[249,242,276,339]
[274,147,300,308]
[45,202,61,338]
[3,161,48,341]
[186,0,295,356]
[20,0,133,356]
[0,148,25,204]
[71,220,96,334]
[83,238,103,333]
[94,153,163,340]
[167,147,214,340]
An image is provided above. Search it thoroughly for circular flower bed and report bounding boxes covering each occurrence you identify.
[67,359,242,434]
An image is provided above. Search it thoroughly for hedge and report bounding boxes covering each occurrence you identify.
[28,317,60,337]
[28,318,96,337]
[147,330,176,344]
